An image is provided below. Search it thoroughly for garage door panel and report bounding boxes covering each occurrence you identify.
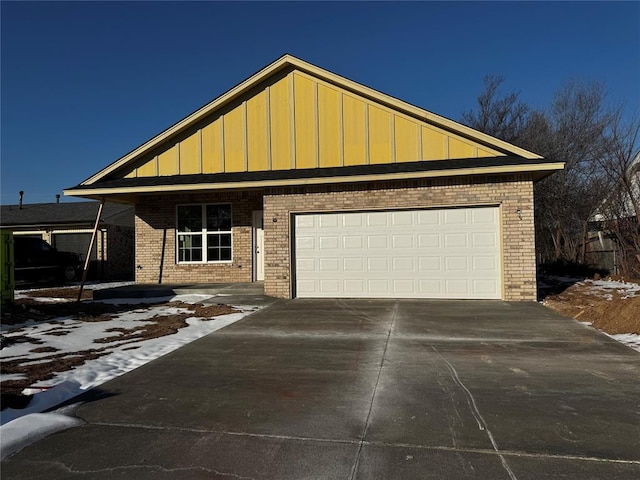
[343,258,364,271]
[392,211,413,226]
[419,257,441,271]
[444,209,467,224]
[418,210,440,225]
[296,216,316,229]
[319,215,339,228]
[392,235,413,248]
[344,279,365,295]
[296,237,315,249]
[319,258,339,271]
[368,236,388,249]
[446,279,470,295]
[368,258,389,271]
[445,257,468,271]
[367,212,388,226]
[343,214,363,227]
[472,232,498,247]
[444,233,467,248]
[297,258,316,271]
[473,256,498,272]
[319,236,339,249]
[473,279,500,296]
[319,279,340,294]
[343,236,363,248]
[392,257,414,271]
[368,279,389,294]
[418,234,440,248]
[472,208,498,223]
[393,279,414,294]
[294,207,501,299]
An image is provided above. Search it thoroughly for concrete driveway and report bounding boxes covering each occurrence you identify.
[3,300,639,479]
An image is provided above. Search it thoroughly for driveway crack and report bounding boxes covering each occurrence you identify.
[432,346,518,480]
[349,301,399,480]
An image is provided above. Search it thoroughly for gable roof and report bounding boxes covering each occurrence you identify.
[65,54,562,200]
[0,201,133,229]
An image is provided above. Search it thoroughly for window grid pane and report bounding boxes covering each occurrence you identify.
[178,234,203,262]
[177,205,232,264]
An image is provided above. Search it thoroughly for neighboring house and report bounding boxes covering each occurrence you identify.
[65,55,563,300]
[588,150,640,274]
[0,201,134,280]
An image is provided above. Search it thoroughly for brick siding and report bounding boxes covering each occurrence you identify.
[134,191,262,284]
[133,174,536,301]
[263,174,536,301]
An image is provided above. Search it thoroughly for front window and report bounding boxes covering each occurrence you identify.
[177,204,232,263]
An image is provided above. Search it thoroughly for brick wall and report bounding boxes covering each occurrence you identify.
[134,191,262,284]
[263,174,536,301]
[133,175,537,301]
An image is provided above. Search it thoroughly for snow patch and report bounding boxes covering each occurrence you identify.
[0,409,83,460]
[608,333,640,353]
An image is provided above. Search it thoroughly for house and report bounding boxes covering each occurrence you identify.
[64,55,563,300]
[0,200,135,280]
[588,150,640,275]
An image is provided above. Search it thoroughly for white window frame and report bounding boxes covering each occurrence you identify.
[176,203,233,264]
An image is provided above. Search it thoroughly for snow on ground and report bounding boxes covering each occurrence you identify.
[1,289,262,459]
[575,278,640,299]
[609,333,640,352]
[0,408,83,460]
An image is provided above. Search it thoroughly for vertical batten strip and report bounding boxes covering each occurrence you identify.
[314,81,319,168]
[364,103,370,165]
[154,156,159,177]
[243,101,249,171]
[198,129,203,174]
[220,115,226,172]
[473,145,478,158]
[339,92,344,167]
[390,115,396,163]
[445,135,450,160]
[289,73,296,169]
[176,142,180,174]
[417,123,423,161]
[266,86,272,170]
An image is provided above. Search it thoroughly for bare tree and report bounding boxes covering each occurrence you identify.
[596,113,640,276]
[531,81,614,266]
[461,75,529,144]
[462,77,617,268]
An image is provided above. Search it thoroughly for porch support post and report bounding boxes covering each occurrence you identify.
[77,199,105,302]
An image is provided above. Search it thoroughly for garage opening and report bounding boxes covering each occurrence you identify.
[293,207,502,299]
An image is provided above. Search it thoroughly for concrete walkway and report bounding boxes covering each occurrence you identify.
[93,281,275,307]
[3,300,639,479]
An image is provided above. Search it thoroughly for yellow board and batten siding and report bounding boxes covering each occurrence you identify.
[128,71,504,178]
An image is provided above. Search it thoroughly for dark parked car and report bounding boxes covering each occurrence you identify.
[13,236,82,284]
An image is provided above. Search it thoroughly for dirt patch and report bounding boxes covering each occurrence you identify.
[543,279,640,335]
[94,303,237,344]
[22,288,94,301]
[30,347,59,354]
[1,299,159,327]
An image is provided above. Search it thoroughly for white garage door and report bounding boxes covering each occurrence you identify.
[294,207,502,299]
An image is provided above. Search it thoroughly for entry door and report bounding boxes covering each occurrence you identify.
[252,210,265,281]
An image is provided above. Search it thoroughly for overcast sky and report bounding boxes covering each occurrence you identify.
[1,1,639,204]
